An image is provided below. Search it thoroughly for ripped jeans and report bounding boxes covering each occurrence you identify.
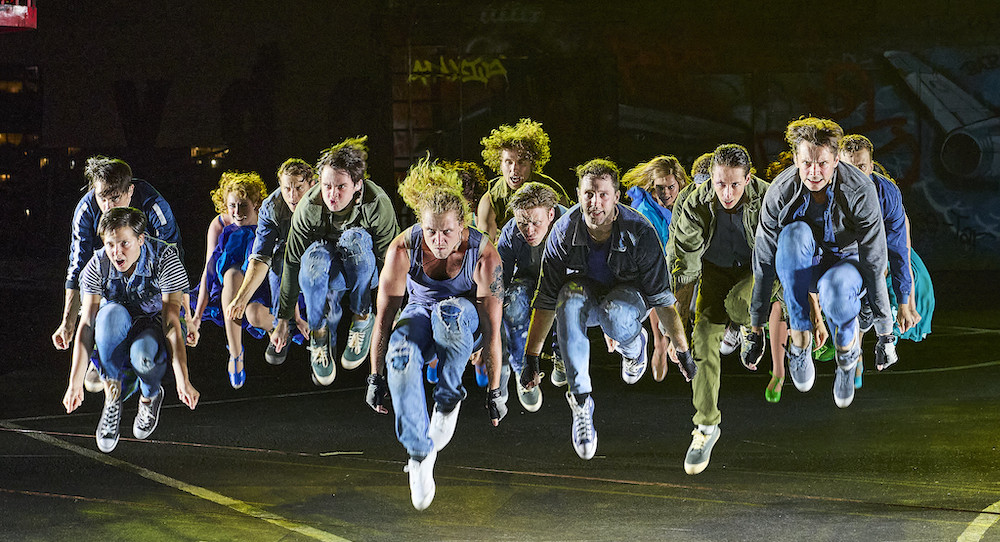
[299,228,378,340]
[387,297,481,460]
[94,302,169,399]
[555,281,662,396]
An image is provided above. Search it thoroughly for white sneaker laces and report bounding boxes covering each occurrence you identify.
[690,429,709,451]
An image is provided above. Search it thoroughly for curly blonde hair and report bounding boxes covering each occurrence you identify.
[399,157,470,226]
[480,118,551,175]
[210,171,268,214]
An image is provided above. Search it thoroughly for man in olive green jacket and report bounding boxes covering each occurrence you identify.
[667,144,768,476]
[271,137,400,386]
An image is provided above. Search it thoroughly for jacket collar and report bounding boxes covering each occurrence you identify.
[570,204,629,253]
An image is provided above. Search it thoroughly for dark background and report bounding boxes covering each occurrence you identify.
[2,0,999,291]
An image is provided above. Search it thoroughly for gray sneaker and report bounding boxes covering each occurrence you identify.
[619,328,648,385]
[96,381,123,453]
[834,339,861,408]
[786,340,815,392]
[549,352,567,387]
[133,385,164,440]
[264,341,287,366]
[515,369,542,412]
[683,426,721,475]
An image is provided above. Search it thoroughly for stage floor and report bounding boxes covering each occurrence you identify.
[2,283,999,541]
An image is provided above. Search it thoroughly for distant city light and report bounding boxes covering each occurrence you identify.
[211,159,218,167]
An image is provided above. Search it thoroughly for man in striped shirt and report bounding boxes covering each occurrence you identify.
[62,207,200,453]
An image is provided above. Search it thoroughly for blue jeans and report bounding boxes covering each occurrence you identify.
[94,302,168,398]
[776,221,865,352]
[298,228,377,338]
[387,297,482,459]
[555,281,654,395]
[504,280,561,375]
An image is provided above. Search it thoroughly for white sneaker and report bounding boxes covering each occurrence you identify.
[428,402,461,451]
[719,323,742,356]
[132,385,164,440]
[84,364,102,393]
[406,448,437,510]
[619,329,648,385]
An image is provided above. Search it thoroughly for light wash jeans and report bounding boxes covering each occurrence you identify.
[776,221,865,355]
[555,281,666,395]
[94,302,168,398]
[298,228,377,339]
[387,297,482,460]
[503,279,560,387]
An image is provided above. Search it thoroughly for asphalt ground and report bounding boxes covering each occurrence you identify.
[2,279,1000,541]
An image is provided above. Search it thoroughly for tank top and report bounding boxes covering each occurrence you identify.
[405,224,485,305]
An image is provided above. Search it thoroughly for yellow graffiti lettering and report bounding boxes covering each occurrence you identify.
[408,56,508,86]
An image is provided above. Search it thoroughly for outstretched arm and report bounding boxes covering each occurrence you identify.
[475,241,506,426]
[62,293,100,413]
[164,291,199,409]
[366,233,409,414]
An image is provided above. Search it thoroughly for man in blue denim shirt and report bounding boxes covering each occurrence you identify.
[496,182,568,411]
[749,117,896,409]
[225,158,316,365]
[520,159,695,461]
[62,207,199,453]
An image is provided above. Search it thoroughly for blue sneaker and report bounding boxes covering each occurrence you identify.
[854,358,863,389]
[619,328,648,384]
[566,392,597,460]
[426,361,439,384]
[787,340,815,392]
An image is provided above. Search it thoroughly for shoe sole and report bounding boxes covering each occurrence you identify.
[684,428,720,475]
[550,372,567,387]
[517,388,543,413]
[264,350,287,366]
[96,433,119,453]
[341,356,366,370]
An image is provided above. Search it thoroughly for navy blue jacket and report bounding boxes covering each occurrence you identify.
[65,180,182,290]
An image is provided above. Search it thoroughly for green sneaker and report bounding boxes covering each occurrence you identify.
[341,314,375,370]
[310,338,336,386]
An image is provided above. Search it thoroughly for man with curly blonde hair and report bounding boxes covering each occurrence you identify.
[477,118,571,240]
[368,158,505,510]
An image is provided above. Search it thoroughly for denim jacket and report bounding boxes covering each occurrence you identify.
[66,180,182,290]
[249,189,292,267]
[87,237,188,319]
[533,203,674,311]
[750,162,891,334]
[496,204,567,288]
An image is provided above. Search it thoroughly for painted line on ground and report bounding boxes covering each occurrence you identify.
[0,421,351,542]
[958,501,1000,542]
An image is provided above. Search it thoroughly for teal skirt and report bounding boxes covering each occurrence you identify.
[888,249,934,342]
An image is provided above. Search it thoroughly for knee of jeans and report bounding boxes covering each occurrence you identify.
[433,298,471,338]
[300,243,332,286]
[556,282,587,311]
[387,337,414,372]
[778,222,814,251]
[96,303,131,332]
[338,228,373,251]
